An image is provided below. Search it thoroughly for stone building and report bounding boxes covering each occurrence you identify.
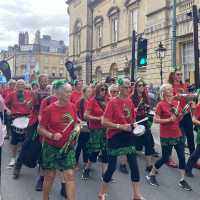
[67,0,200,85]
[3,31,68,80]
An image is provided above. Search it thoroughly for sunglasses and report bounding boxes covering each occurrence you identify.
[176,73,182,76]
[137,84,144,87]
[100,87,107,92]
[111,90,119,93]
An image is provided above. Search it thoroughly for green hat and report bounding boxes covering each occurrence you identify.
[31,80,38,86]
[117,78,130,86]
[52,79,67,90]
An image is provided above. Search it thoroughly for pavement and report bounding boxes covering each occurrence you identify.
[1,125,200,200]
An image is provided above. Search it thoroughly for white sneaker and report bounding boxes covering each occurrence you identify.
[8,158,15,167]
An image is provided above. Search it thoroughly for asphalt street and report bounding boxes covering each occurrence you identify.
[1,125,200,200]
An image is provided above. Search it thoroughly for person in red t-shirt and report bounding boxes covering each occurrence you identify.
[146,84,192,191]
[70,80,83,104]
[168,70,195,166]
[82,83,108,180]
[98,78,144,200]
[131,79,155,173]
[3,79,16,99]
[75,86,92,167]
[38,80,78,200]
[5,79,32,167]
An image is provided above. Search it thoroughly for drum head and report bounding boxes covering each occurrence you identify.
[12,117,29,129]
[133,125,145,136]
[149,110,155,116]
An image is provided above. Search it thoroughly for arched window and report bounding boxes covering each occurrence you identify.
[94,16,104,49]
[107,7,120,44]
[73,19,82,56]
[95,66,103,81]
[109,63,118,77]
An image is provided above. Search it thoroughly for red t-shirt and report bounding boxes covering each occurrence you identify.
[5,90,32,115]
[86,97,106,129]
[70,89,82,104]
[40,101,77,147]
[193,104,200,120]
[173,82,187,108]
[155,100,182,139]
[103,97,136,139]
[3,88,15,99]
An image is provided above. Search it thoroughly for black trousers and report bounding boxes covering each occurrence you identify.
[103,153,140,183]
[15,123,38,169]
[186,144,200,173]
[180,113,195,155]
[75,131,89,163]
[155,141,186,170]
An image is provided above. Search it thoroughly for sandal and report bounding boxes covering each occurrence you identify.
[133,196,146,200]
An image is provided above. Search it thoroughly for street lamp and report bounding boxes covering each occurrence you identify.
[155,42,166,85]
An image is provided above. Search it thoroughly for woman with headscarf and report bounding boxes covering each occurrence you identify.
[131,79,154,172]
[38,80,78,200]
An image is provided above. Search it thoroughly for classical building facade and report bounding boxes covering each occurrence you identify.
[67,0,200,85]
[2,31,68,80]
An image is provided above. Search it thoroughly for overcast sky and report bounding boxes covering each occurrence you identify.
[0,0,69,50]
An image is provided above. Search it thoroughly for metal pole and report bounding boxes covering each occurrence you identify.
[90,8,93,83]
[172,0,177,69]
[160,58,163,85]
[131,30,136,82]
[192,5,200,88]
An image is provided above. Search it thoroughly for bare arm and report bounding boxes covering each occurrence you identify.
[154,113,174,124]
[192,116,200,126]
[84,110,101,121]
[37,125,53,139]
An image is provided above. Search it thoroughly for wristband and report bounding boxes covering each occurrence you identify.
[50,133,54,140]
[116,124,120,129]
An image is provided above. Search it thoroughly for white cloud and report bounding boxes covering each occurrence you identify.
[0,0,69,50]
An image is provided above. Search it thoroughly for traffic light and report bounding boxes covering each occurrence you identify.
[137,38,147,67]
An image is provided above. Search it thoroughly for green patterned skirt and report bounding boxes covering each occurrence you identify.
[160,137,183,146]
[41,143,76,171]
[87,128,107,153]
[107,131,136,156]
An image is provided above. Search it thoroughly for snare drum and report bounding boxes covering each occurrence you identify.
[133,125,145,136]
[12,117,29,134]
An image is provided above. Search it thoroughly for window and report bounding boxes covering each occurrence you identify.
[111,17,119,43]
[44,56,48,64]
[129,9,138,36]
[60,59,64,65]
[73,20,82,56]
[96,24,103,48]
[182,42,194,80]
[75,33,81,55]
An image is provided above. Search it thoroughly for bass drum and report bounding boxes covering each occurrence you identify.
[12,117,29,134]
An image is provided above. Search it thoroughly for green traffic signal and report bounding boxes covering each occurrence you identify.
[139,58,147,65]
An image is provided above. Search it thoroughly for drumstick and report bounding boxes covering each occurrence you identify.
[62,120,74,133]
[133,117,149,125]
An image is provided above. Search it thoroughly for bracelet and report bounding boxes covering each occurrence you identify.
[116,124,120,129]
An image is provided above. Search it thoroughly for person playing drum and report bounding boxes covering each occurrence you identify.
[98,78,144,200]
[5,79,32,167]
[146,84,192,191]
[38,80,77,200]
[131,79,155,172]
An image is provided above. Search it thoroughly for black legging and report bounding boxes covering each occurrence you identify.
[103,153,140,183]
[155,141,185,170]
[75,131,89,163]
[186,144,200,173]
[180,113,195,155]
